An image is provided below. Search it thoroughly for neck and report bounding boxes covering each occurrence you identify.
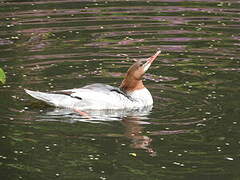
[120,76,145,92]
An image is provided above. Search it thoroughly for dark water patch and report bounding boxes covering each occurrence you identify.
[1,0,240,179]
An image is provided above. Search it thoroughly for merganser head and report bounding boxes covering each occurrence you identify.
[128,50,161,78]
[120,50,161,92]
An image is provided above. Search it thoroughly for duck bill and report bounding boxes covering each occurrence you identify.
[143,50,161,72]
[147,50,161,64]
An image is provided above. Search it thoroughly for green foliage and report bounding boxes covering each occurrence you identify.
[0,68,6,84]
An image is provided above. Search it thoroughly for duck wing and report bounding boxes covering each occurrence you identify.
[25,83,131,109]
[57,83,129,99]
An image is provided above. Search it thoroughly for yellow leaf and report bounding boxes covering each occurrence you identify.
[129,153,137,157]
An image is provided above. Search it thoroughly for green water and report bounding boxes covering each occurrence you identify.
[0,0,240,179]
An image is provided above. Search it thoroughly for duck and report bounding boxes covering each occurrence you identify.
[25,50,161,110]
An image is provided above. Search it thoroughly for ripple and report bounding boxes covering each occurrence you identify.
[0,0,240,179]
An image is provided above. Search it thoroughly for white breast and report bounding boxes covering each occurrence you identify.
[127,88,153,107]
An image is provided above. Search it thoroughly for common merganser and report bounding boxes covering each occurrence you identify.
[25,51,161,110]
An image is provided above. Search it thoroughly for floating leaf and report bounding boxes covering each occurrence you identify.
[0,68,6,84]
[129,152,137,157]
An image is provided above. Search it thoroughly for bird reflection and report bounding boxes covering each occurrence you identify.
[37,106,156,156]
[122,116,156,156]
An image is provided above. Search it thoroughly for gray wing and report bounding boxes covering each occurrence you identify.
[54,83,129,100]
[82,83,117,93]
[83,83,130,98]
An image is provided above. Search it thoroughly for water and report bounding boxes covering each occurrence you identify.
[0,0,240,179]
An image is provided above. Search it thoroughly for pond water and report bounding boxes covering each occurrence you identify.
[0,0,240,179]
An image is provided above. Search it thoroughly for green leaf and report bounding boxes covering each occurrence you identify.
[0,68,6,84]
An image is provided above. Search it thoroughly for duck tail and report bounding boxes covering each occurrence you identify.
[24,89,57,106]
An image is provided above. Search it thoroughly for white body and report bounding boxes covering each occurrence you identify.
[25,51,162,111]
[25,83,153,110]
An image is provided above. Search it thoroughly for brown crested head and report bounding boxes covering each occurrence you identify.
[120,50,161,92]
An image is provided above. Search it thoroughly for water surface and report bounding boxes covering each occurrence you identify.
[0,0,240,179]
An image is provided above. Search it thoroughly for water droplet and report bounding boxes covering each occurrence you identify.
[173,162,181,165]
[225,157,233,161]
[88,166,93,171]
[100,176,106,180]
[196,123,206,127]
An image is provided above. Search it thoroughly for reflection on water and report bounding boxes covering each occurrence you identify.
[38,106,153,123]
[39,107,158,156]
[34,106,192,158]
[122,116,156,156]
[1,0,240,179]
